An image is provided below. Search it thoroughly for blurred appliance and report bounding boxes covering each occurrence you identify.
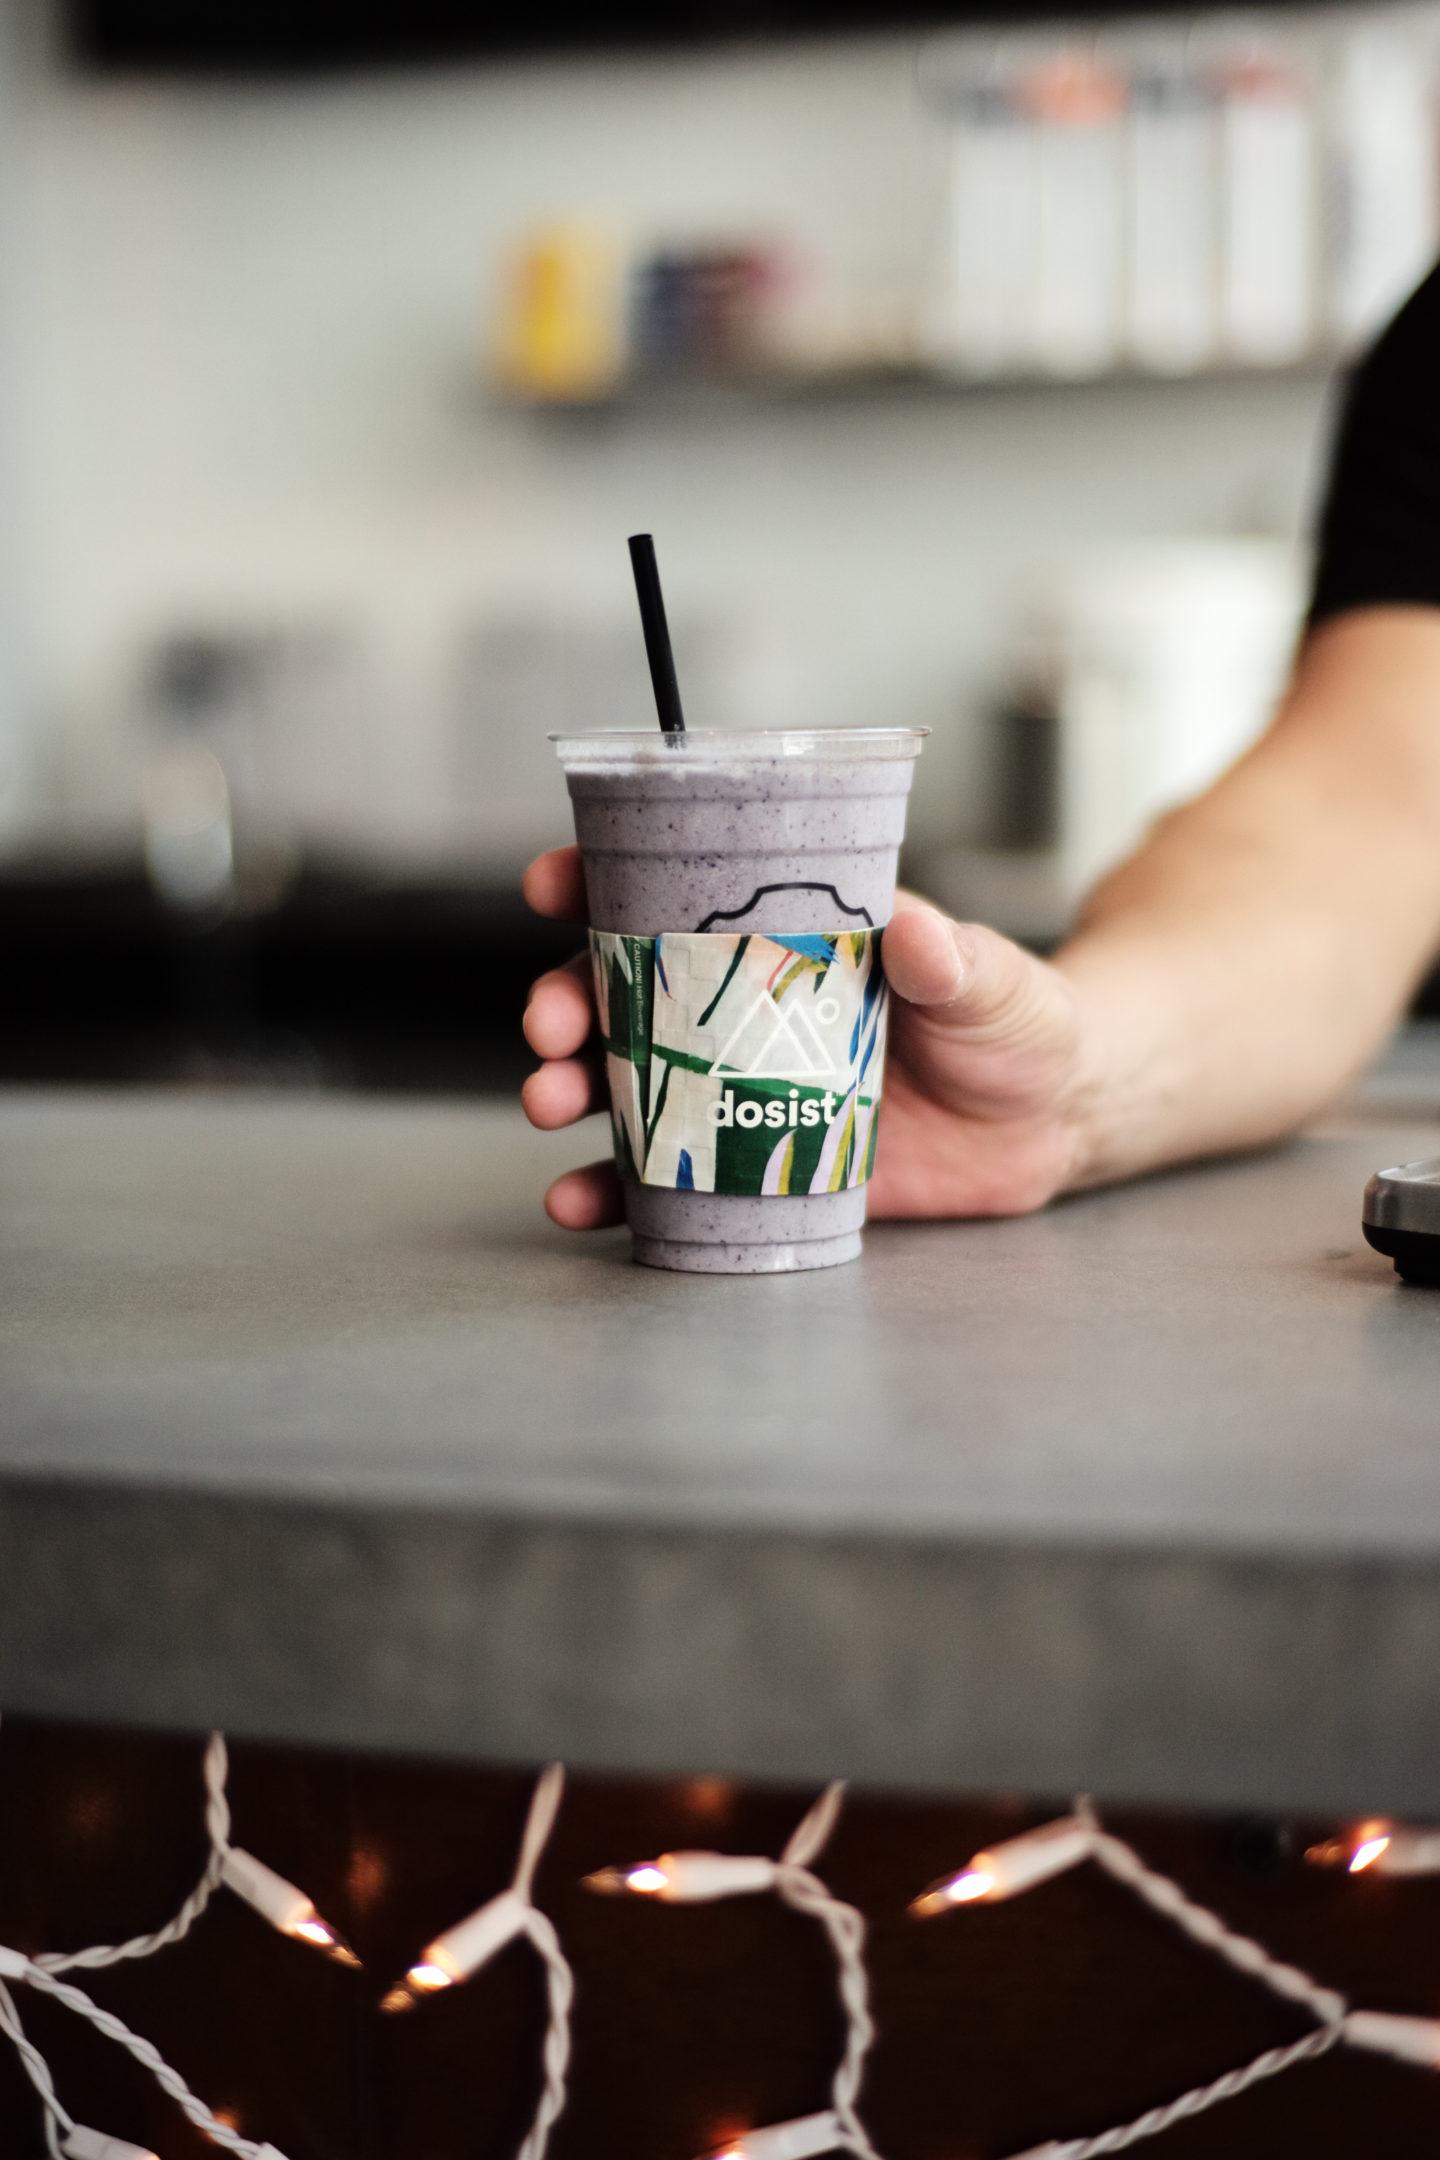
[140,634,266,917]
[930,541,1303,938]
[1020,539,1303,890]
[1364,1158,1440,1285]
[137,621,388,878]
[450,613,644,873]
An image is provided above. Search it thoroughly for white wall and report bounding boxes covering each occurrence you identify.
[7,26,1337,863]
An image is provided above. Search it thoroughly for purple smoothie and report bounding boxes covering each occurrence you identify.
[552,728,925,1273]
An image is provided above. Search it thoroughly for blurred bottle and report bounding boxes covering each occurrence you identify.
[1213,42,1319,365]
[493,225,627,403]
[140,636,254,916]
[1125,48,1219,373]
[916,12,1440,388]
[137,629,306,912]
[1325,15,1440,351]
[631,243,782,379]
[1019,52,1128,377]
[919,64,1038,378]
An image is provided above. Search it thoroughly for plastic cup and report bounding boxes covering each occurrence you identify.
[552,727,925,1272]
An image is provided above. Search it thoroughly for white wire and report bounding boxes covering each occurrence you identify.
[1000,2023,1345,2160]
[512,1763,565,1906]
[731,1783,880,2160]
[3,1730,1434,2160]
[783,1782,848,1872]
[774,1861,879,2160]
[981,1799,1352,2160]
[375,1766,574,2155]
[0,1978,70,2159]
[36,1734,233,1975]
[1077,1805,1347,2028]
[517,1909,574,2160]
[20,1959,271,2160]
[508,1765,574,2160]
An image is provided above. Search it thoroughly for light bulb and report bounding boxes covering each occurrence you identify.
[285,1913,362,1967]
[583,1852,777,1903]
[1345,2009,1440,2068]
[63,2129,162,2160]
[220,1849,361,1967]
[1306,1820,1440,1876]
[909,1864,996,1916]
[1305,1819,1392,1872]
[698,2110,843,2160]
[910,1815,1092,1915]
[379,1889,529,2013]
[379,1961,453,2014]
[625,1864,670,1893]
[585,1863,670,1896]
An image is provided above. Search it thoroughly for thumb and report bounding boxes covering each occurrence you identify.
[883,898,1055,1045]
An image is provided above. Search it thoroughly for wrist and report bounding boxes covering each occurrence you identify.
[1050,937,1168,1194]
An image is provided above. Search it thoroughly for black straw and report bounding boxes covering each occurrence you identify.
[627,533,686,737]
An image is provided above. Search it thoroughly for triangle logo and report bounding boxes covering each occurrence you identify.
[710,993,840,1081]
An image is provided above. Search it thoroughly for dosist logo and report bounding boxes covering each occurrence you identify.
[708,1085,843,1131]
[706,991,847,1130]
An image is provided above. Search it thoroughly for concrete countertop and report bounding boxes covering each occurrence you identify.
[2,1070,1439,1814]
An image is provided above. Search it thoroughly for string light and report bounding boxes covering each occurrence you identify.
[1342,2009,1440,2069]
[0,1944,290,2160]
[32,1733,358,1975]
[34,1733,233,1976]
[588,1781,879,2160]
[910,1814,1095,1915]
[218,1848,360,1968]
[1305,1819,1440,1876]
[584,1854,778,1901]
[0,1972,76,2160]
[701,2111,845,2160]
[62,2132,163,2160]
[379,1888,531,2009]
[379,1764,574,2160]
[906,1795,1440,2160]
[995,2024,1348,2160]
[8,1718,1440,2160]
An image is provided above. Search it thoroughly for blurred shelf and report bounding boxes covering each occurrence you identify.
[498,351,1345,416]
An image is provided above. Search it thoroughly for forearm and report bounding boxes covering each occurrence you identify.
[1054,611,1440,1189]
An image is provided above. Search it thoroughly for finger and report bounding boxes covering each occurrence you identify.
[884,901,1047,1040]
[522,846,588,924]
[523,953,594,1059]
[544,1160,625,1231]
[881,897,967,1007]
[521,1055,605,1131]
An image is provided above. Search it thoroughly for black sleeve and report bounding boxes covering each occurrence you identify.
[1309,262,1440,627]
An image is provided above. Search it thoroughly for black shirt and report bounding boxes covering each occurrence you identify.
[1311,263,1440,625]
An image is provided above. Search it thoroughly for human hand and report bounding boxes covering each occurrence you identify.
[520,844,1093,1227]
